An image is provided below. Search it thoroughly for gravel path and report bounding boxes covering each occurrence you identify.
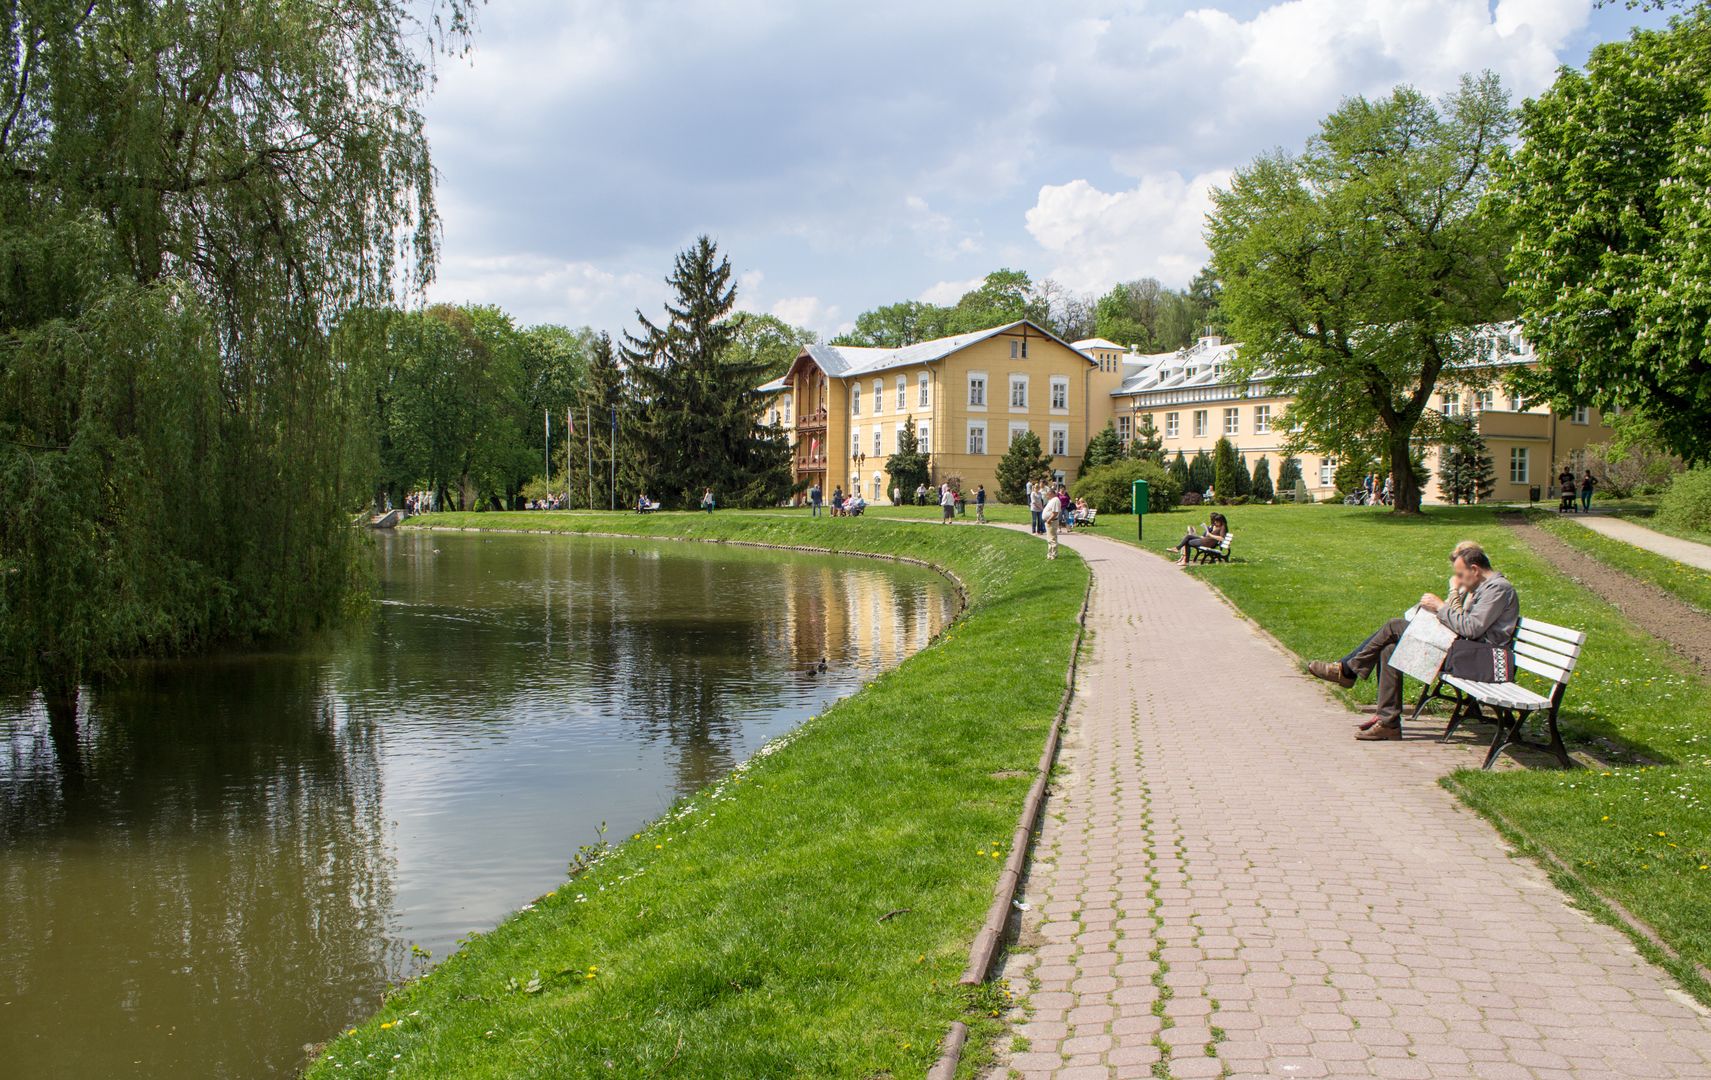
[985,528,1711,1079]
[1568,517,1711,573]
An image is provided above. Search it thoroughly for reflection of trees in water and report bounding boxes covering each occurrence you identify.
[0,663,395,1078]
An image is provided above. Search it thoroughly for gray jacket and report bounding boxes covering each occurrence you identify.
[1437,572,1519,647]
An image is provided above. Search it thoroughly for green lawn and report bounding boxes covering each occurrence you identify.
[1528,512,1711,615]
[1081,501,1711,998]
[307,511,1087,1079]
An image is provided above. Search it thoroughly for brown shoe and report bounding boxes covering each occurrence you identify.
[1356,716,1380,731]
[1308,660,1356,689]
[1355,723,1402,741]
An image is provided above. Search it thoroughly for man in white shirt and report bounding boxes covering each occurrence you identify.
[1042,490,1063,559]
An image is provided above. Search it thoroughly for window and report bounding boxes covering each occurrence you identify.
[1166,412,1180,439]
[874,474,882,500]
[873,428,882,456]
[851,429,861,456]
[1441,393,1461,418]
[918,423,930,455]
[1118,415,1133,443]
[1508,393,1526,412]
[1319,457,1336,487]
[873,380,883,413]
[896,375,907,410]
[967,421,986,455]
[851,386,860,415]
[1254,404,1271,434]
[1223,407,1239,436]
[1010,338,1028,359]
[968,373,986,408]
[1510,446,1530,484]
[1572,405,1590,425]
[1009,375,1029,410]
[1049,424,1068,456]
[1009,421,1029,446]
[918,371,930,407]
[1050,377,1069,411]
[1193,410,1208,437]
[1474,390,1494,413]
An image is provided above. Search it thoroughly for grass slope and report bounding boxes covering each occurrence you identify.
[1529,513,1711,615]
[307,511,1085,1079]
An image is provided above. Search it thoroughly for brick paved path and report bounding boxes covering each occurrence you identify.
[989,529,1711,1080]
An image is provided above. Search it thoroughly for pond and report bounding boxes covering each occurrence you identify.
[0,530,957,1079]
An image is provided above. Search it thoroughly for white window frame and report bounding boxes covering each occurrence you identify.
[1442,393,1461,418]
[918,371,930,408]
[918,422,930,455]
[851,429,861,456]
[1009,374,1029,412]
[1165,412,1179,439]
[967,420,987,455]
[1049,376,1069,413]
[1118,415,1133,443]
[1193,410,1208,437]
[1510,447,1530,484]
[1319,456,1337,487]
[1474,390,1494,413]
[1010,339,1019,359]
[850,385,860,416]
[1008,421,1030,446]
[1223,407,1239,436]
[872,379,883,414]
[1049,423,1068,456]
[1508,393,1526,412]
[967,372,987,410]
[874,428,882,456]
[1253,404,1271,434]
[1572,405,1590,425]
[896,375,907,410]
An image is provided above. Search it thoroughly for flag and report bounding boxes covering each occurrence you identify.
[567,408,576,436]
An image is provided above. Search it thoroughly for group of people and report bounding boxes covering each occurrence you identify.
[1345,473,1395,506]
[1309,539,1520,743]
[805,482,868,517]
[1169,512,1229,566]
[1557,467,1597,513]
[525,493,567,511]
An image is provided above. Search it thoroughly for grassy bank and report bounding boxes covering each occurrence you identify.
[1528,513,1711,615]
[308,511,1086,1079]
[1101,501,1711,997]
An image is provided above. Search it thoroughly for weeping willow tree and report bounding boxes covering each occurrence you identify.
[0,0,473,703]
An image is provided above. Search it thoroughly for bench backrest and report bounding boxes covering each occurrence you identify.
[1513,617,1586,687]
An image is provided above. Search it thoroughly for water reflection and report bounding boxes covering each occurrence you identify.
[0,531,955,1078]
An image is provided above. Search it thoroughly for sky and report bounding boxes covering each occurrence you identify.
[420,0,1670,339]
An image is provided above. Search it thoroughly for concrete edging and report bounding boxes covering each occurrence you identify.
[929,567,1094,1080]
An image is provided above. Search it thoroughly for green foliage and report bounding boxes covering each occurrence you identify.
[1252,456,1275,502]
[1187,450,1214,494]
[1659,469,1711,536]
[623,237,794,508]
[1436,416,1496,505]
[1276,456,1302,493]
[1092,276,1214,352]
[0,0,466,690]
[1080,423,1124,477]
[727,312,817,380]
[1212,438,1242,502]
[1071,459,1181,515]
[1332,454,1378,500]
[1500,8,1711,463]
[1585,412,1686,499]
[1131,414,1166,465]
[566,333,631,510]
[1170,449,1192,489]
[995,429,1053,503]
[1209,75,1516,512]
[884,417,932,498]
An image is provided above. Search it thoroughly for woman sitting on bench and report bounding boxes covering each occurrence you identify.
[1171,512,1227,566]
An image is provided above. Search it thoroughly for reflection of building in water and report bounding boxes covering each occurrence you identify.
[777,563,951,670]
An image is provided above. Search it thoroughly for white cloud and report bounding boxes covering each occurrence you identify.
[427,253,663,329]
[769,296,842,335]
[917,277,986,306]
[1025,171,1231,293]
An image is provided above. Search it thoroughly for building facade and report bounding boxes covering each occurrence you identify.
[761,320,1614,505]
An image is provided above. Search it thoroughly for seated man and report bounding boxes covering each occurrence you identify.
[1308,544,1518,742]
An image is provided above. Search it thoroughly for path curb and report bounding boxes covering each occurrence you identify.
[929,565,1094,1080]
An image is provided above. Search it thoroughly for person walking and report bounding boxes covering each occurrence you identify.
[1580,470,1596,513]
[1029,483,1045,535]
[1043,487,1063,559]
[939,482,955,524]
[975,484,987,524]
[700,487,716,513]
[809,481,822,516]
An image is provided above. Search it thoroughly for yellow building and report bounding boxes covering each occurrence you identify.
[762,320,1122,504]
[1105,324,1615,504]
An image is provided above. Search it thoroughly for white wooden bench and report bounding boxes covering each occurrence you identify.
[1190,532,1234,564]
[1407,616,1586,769]
[1079,508,1098,527]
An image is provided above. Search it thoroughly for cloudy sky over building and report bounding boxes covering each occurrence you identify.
[421,0,1667,338]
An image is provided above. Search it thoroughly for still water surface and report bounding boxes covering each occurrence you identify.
[0,530,955,1078]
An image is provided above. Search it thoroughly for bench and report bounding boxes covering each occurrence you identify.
[1080,508,1098,527]
[1190,532,1234,563]
[1407,616,1586,769]
[635,500,661,514]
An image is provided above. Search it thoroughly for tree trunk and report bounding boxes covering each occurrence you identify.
[1388,428,1422,515]
[45,686,85,793]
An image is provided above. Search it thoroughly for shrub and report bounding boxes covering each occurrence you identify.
[1180,491,1203,507]
[1072,458,1181,514]
[1658,468,1711,535]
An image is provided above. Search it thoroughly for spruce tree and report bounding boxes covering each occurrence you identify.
[1170,449,1192,489]
[1080,423,1123,476]
[1132,414,1166,465]
[623,236,792,507]
[1212,439,1241,502]
[885,417,932,498]
[1234,452,1254,498]
[1188,449,1215,495]
[1437,416,1496,505]
[997,430,1054,502]
[1277,456,1302,495]
[1252,456,1275,502]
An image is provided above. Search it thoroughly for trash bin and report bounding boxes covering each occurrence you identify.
[1132,478,1150,539]
[1529,485,1541,504]
[957,499,966,516]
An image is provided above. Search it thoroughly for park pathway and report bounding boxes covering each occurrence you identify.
[1569,515,1711,573]
[987,528,1711,1079]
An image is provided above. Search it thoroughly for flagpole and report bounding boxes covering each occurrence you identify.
[543,408,551,493]
[586,405,593,510]
[610,406,617,511]
[567,407,574,508]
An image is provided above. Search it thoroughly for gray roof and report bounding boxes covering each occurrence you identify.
[800,320,1097,381]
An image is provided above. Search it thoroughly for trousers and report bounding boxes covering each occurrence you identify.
[1344,617,1411,725]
